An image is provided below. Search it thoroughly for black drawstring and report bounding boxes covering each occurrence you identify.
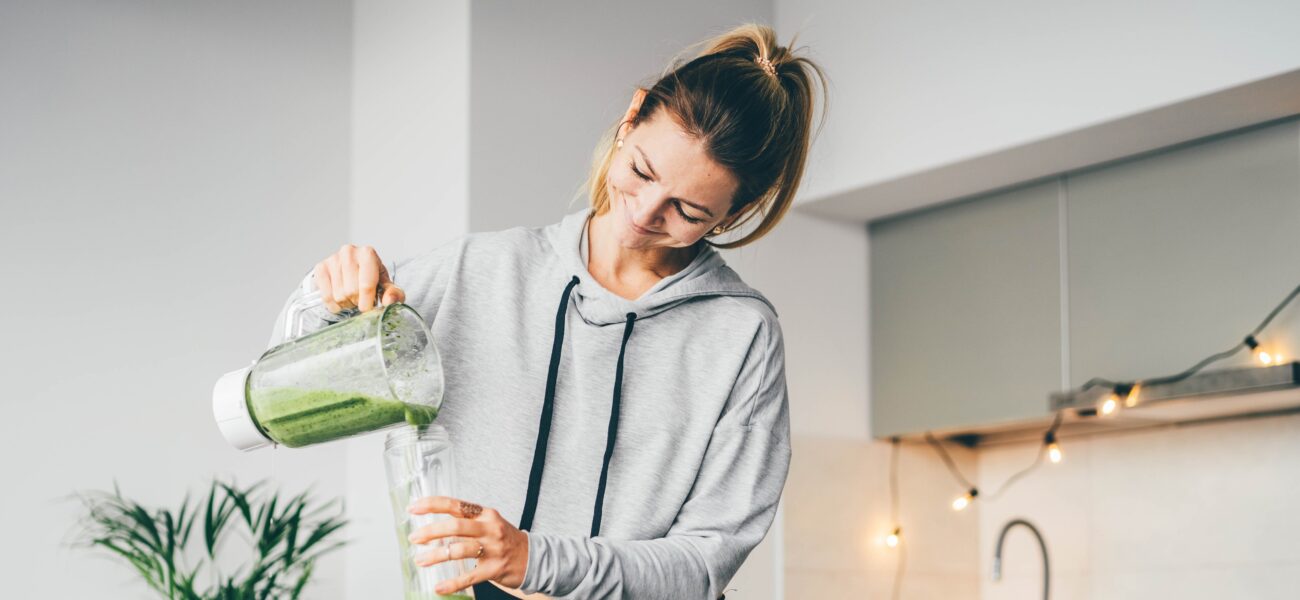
[517,276,637,538]
[519,275,580,532]
[590,311,636,537]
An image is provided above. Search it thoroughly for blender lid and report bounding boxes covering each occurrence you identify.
[213,365,271,451]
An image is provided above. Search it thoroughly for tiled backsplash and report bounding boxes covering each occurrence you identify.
[977,411,1300,600]
[784,435,980,598]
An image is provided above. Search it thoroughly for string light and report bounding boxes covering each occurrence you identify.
[1099,382,1140,415]
[1244,335,1287,365]
[1124,382,1142,407]
[884,438,903,549]
[886,438,906,600]
[952,488,977,511]
[884,282,1300,599]
[1044,431,1063,464]
[1099,393,1118,416]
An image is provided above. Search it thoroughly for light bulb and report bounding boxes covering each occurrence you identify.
[1259,350,1273,365]
[952,493,972,511]
[1047,442,1063,463]
[1100,394,1118,416]
[885,527,901,548]
[1124,383,1142,407]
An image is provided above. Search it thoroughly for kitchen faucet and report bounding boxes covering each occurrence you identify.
[993,518,1050,600]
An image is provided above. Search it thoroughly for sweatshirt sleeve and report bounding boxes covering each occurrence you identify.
[265,238,466,350]
[519,316,792,600]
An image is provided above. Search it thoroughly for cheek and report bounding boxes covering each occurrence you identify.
[607,166,643,197]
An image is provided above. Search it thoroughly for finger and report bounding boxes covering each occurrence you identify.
[313,262,340,314]
[435,566,488,597]
[380,282,406,306]
[356,247,379,312]
[338,245,359,310]
[408,496,485,519]
[326,255,353,310]
[414,540,482,567]
[408,518,486,545]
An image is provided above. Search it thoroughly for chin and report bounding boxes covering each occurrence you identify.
[616,228,656,249]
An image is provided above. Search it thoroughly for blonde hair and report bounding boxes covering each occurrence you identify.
[583,23,828,249]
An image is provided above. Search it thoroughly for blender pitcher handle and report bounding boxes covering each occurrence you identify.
[283,286,326,343]
[282,270,388,343]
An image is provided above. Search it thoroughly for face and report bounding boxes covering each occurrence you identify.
[604,109,739,251]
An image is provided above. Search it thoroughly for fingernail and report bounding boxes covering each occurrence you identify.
[407,533,420,543]
[435,584,451,594]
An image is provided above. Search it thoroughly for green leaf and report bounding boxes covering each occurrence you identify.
[74,479,347,600]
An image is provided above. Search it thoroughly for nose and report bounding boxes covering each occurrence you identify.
[628,189,671,228]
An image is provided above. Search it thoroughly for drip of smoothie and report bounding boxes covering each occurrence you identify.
[249,387,437,447]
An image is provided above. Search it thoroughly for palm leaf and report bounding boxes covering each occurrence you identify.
[75,479,347,600]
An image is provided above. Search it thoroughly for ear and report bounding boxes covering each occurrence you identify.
[617,88,648,139]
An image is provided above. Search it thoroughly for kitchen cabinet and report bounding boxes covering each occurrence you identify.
[870,182,1063,438]
[868,118,1300,440]
[1066,120,1300,388]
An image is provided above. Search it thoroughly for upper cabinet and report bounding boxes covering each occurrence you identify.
[869,118,1300,440]
[1066,121,1300,388]
[870,182,1063,438]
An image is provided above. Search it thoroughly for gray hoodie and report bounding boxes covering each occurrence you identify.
[277,209,790,599]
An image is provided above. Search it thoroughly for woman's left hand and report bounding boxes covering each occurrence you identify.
[407,496,530,595]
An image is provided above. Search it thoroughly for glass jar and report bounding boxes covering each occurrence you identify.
[213,286,444,450]
[385,425,476,600]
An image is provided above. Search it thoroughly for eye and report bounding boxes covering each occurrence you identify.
[630,162,652,182]
[673,201,704,224]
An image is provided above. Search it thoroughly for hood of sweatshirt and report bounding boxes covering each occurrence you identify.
[544,208,776,326]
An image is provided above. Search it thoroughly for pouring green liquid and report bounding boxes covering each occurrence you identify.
[248,387,438,447]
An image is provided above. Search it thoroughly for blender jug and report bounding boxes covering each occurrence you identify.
[385,425,476,600]
[213,283,444,450]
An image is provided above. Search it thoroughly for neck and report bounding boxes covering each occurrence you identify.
[586,208,698,284]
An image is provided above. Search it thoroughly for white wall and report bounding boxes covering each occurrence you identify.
[774,0,1300,203]
[0,1,352,598]
[344,1,471,597]
[467,0,776,233]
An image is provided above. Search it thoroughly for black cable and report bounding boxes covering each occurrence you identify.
[1251,282,1300,336]
[891,531,907,600]
[888,437,904,600]
[986,455,1044,502]
[889,437,900,525]
[924,433,974,491]
[1082,282,1300,393]
[987,412,1064,500]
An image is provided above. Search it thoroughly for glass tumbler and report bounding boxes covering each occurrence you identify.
[384,425,476,600]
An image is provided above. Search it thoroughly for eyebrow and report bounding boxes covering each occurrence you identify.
[635,144,716,218]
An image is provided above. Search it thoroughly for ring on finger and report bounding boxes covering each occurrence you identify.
[475,543,484,559]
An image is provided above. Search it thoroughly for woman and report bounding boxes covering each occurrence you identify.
[284,24,825,599]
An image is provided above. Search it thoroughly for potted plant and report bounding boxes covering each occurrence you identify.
[74,479,348,600]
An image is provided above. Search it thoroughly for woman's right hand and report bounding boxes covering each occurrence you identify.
[313,244,406,314]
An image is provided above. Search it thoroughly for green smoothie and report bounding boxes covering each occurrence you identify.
[248,387,438,447]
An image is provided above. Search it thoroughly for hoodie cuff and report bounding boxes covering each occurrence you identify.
[519,531,545,595]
